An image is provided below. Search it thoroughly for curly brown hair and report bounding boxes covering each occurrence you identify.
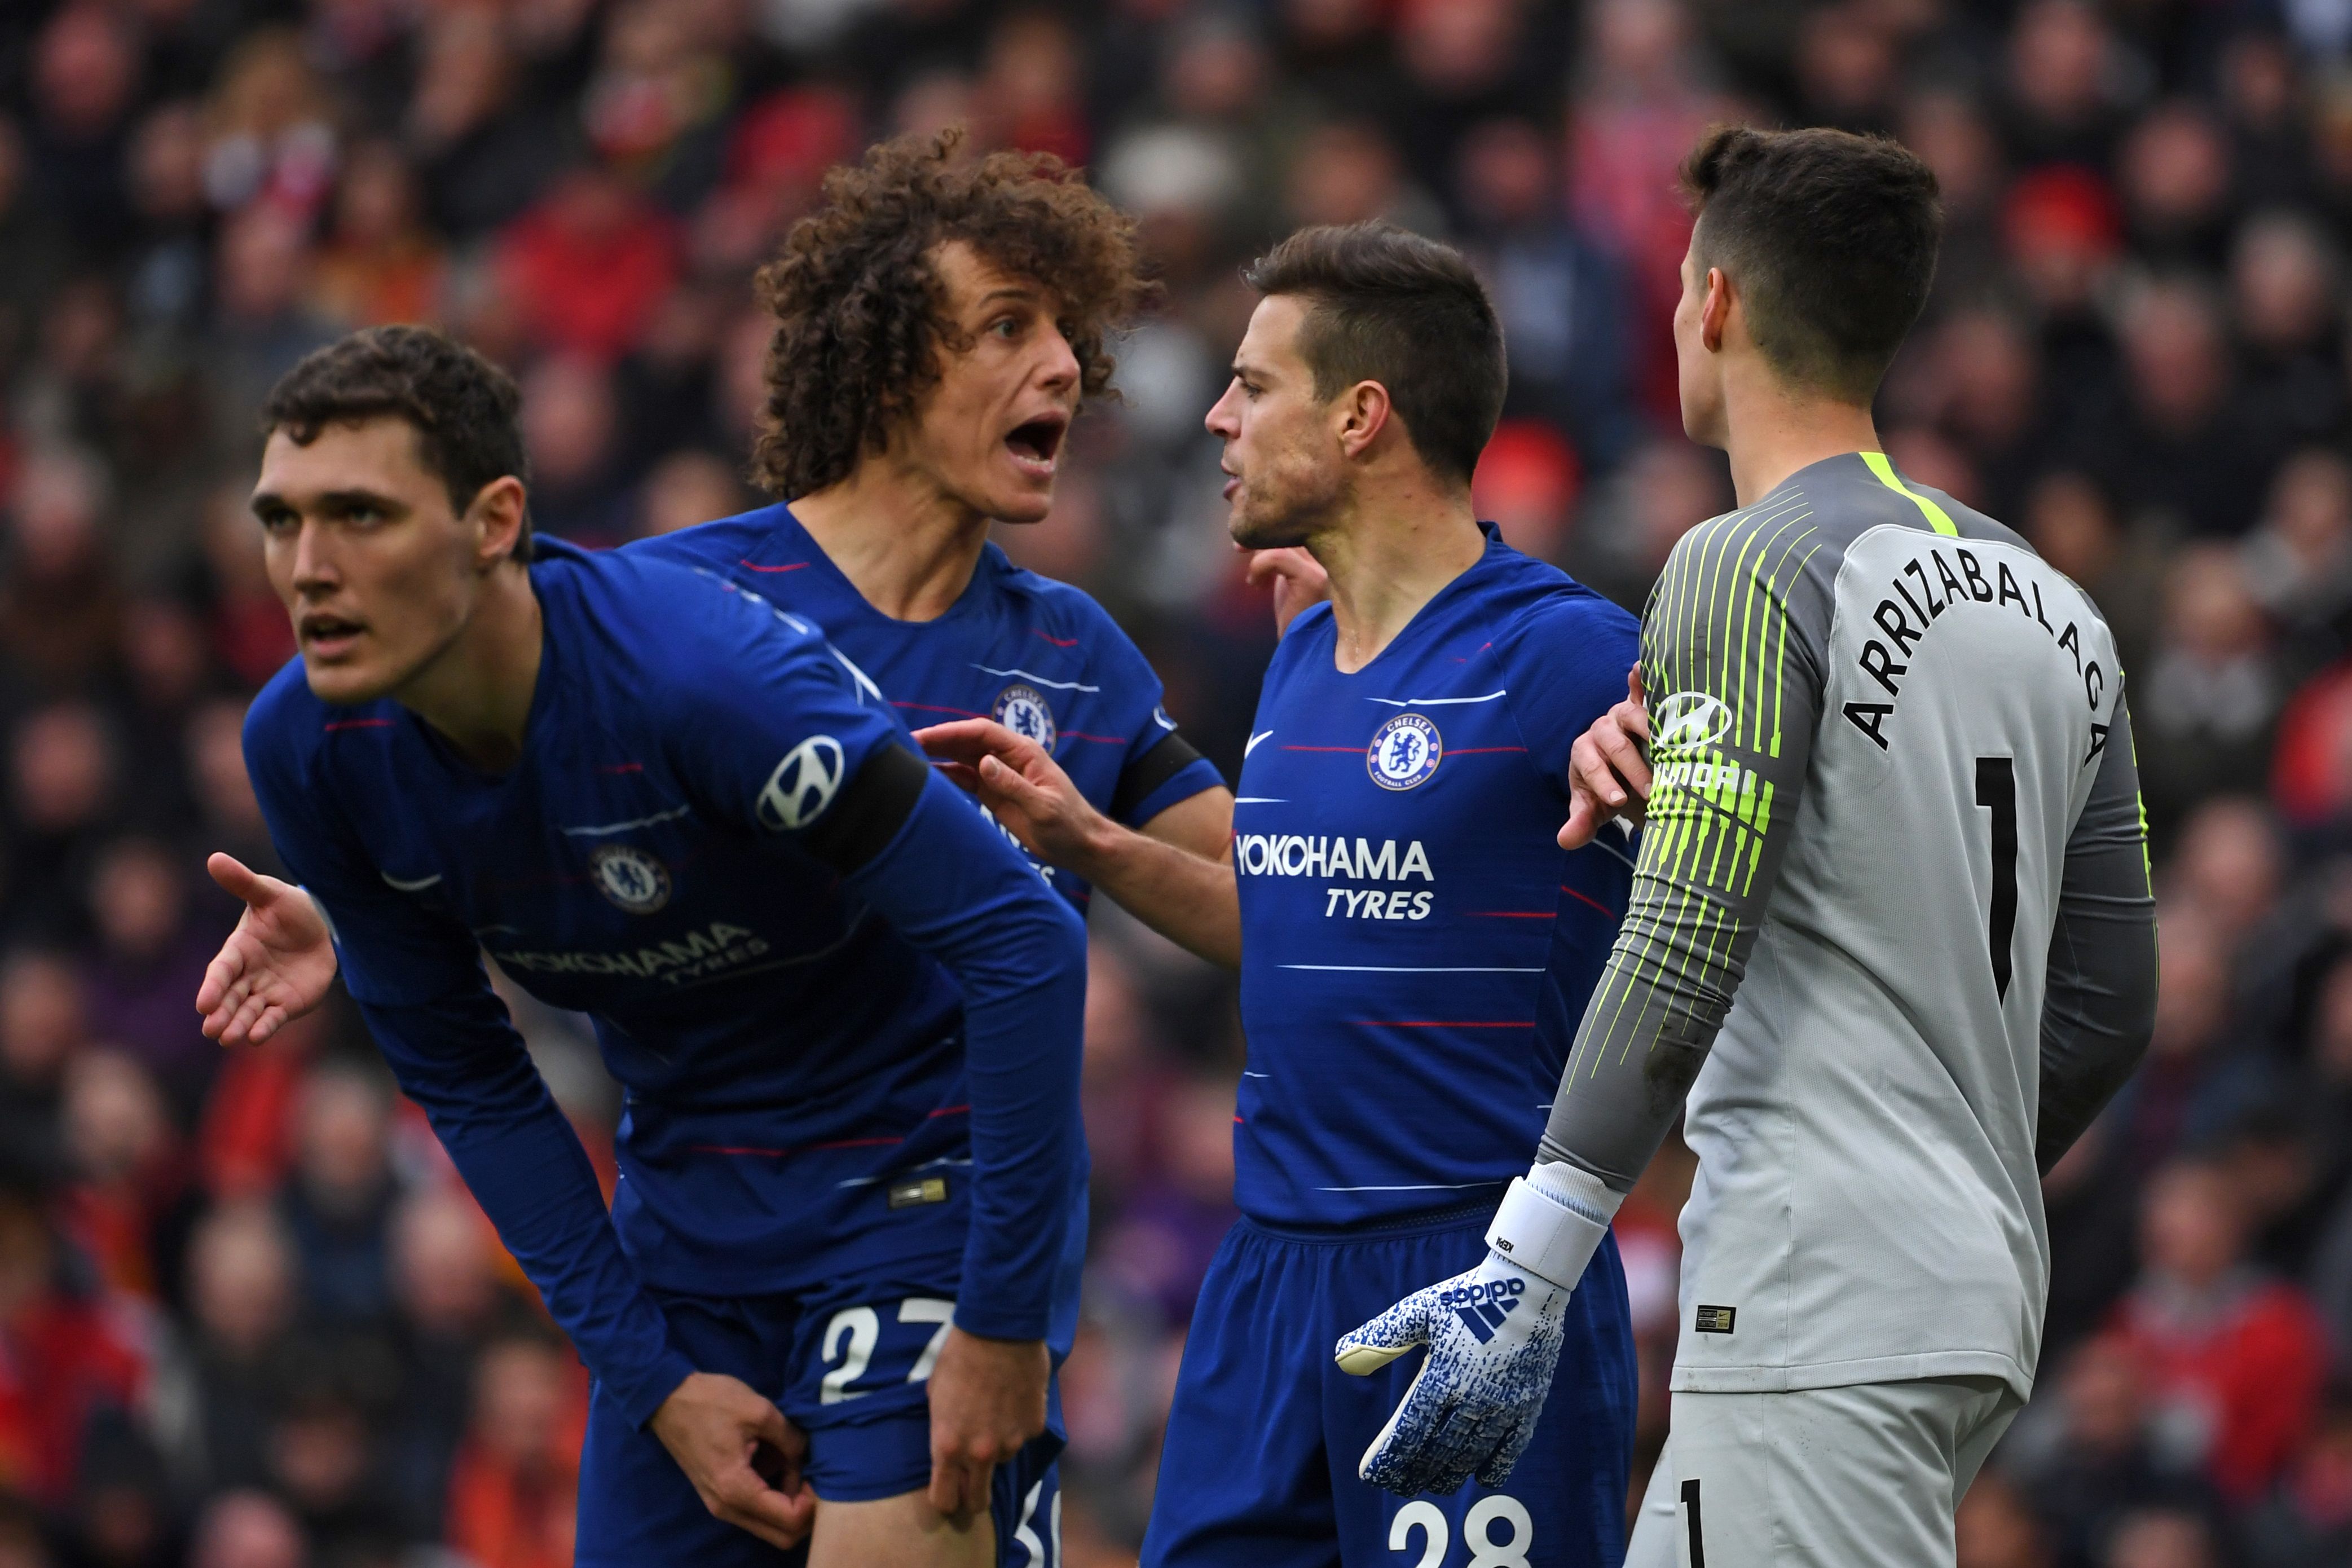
[750,127,1151,500]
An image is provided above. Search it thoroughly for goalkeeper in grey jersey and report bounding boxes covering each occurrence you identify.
[1333,127,2159,1566]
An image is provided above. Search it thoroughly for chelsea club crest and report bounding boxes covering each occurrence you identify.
[1367,713,1442,791]
[588,844,672,914]
[992,682,1058,751]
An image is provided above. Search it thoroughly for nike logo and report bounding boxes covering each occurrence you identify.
[1246,730,1275,756]
[381,871,442,892]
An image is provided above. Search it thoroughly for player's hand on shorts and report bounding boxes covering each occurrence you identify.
[1334,1249,1570,1497]
[913,718,1107,867]
[1243,545,1332,637]
[926,1327,1049,1526]
[650,1372,815,1549]
[196,853,340,1047]
[1558,666,1651,851]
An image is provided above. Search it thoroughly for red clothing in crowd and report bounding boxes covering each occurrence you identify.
[494,173,681,362]
[442,1368,588,1568]
[0,1289,146,1504]
[2107,1275,2334,1504]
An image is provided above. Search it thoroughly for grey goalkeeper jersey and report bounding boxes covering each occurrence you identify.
[1541,452,2156,1399]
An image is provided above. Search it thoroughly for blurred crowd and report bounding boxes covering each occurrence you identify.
[3,0,2352,1565]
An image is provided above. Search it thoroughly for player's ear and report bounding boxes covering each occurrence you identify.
[467,476,530,569]
[1700,266,1734,355]
[1333,380,1393,462]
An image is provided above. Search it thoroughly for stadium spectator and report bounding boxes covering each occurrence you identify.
[181,1201,302,1496]
[441,1334,583,1568]
[278,1059,398,1327]
[1957,1471,2055,1568]
[2003,1335,2213,1567]
[2108,1160,2332,1505]
[2242,1380,2352,1566]
[0,1171,145,1509]
[186,1490,305,1568]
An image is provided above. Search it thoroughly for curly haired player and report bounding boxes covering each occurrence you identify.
[199,130,1228,1567]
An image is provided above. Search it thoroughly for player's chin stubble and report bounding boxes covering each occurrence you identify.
[1226,475,1327,553]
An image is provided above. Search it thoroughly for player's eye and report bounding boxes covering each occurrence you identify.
[256,508,296,534]
[990,315,1021,340]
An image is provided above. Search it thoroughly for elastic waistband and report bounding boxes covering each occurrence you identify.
[1238,1199,1494,1246]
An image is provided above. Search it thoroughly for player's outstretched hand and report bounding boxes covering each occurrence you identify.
[196,853,340,1047]
[913,718,1107,869]
[1558,666,1652,851]
[1333,1250,1571,1497]
[926,1327,1049,1527]
[650,1372,816,1550]
[1244,545,1331,637]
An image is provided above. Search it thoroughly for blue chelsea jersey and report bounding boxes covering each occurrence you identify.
[243,540,1090,1421]
[1232,528,1640,1228]
[636,504,1228,904]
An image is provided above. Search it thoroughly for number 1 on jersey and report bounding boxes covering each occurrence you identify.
[1975,757,2017,1002]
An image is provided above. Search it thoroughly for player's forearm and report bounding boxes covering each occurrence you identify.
[2036,702,2158,1173]
[1535,887,1745,1190]
[359,993,694,1425]
[1072,817,1240,968]
[938,916,1086,1339]
[847,775,1089,1340]
[1539,567,1822,1187]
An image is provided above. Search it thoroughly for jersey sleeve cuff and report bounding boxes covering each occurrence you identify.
[948,1292,1051,1342]
[611,1345,702,1431]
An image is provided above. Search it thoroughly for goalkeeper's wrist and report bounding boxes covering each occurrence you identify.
[1486,1161,1622,1293]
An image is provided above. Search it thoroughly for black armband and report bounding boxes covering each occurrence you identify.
[802,743,933,873]
[1111,730,1206,823]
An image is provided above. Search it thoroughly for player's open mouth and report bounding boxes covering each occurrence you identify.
[1005,415,1067,479]
[1221,465,1240,501]
[300,613,366,657]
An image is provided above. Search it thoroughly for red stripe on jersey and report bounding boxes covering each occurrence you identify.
[1032,629,1080,648]
[323,719,392,732]
[739,560,808,574]
[1561,886,1618,918]
[687,1133,907,1157]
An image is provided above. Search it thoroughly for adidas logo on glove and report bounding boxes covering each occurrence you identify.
[1440,1276,1525,1342]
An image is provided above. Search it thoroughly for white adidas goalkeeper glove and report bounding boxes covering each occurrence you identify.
[1333,1161,1619,1497]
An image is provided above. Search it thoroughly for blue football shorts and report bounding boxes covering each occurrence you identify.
[1142,1203,1636,1568]
[575,1185,1066,1567]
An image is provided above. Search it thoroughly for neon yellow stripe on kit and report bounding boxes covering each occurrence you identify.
[1861,451,1958,536]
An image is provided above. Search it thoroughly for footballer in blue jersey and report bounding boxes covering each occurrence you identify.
[202,327,1090,1568]
[204,136,1230,1567]
[932,227,1641,1566]
[638,501,1226,914]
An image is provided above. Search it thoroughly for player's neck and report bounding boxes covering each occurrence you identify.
[395,563,545,773]
[1718,375,1882,509]
[1312,483,1485,675]
[791,461,992,623]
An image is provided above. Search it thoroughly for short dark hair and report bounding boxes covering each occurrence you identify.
[1242,223,1504,485]
[1680,126,1941,403]
[752,127,1151,501]
[261,325,532,556]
